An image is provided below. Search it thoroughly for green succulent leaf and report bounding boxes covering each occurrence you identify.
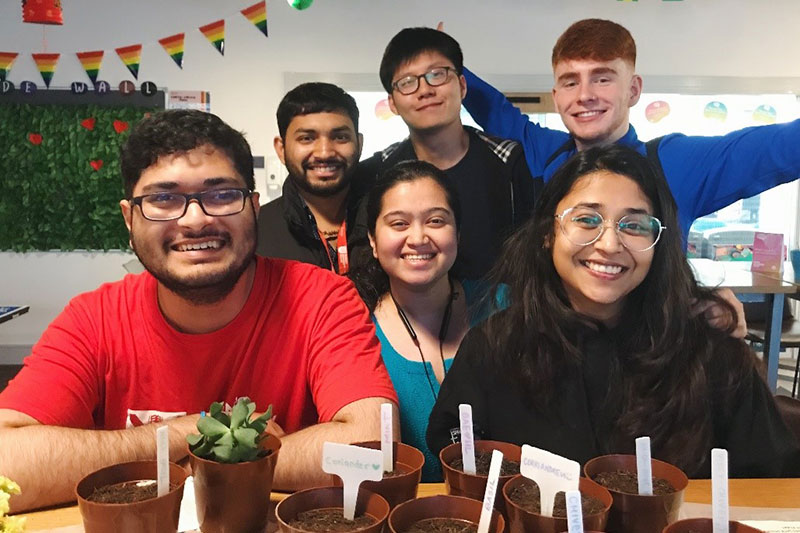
[212,443,235,463]
[209,402,223,417]
[186,433,203,446]
[233,427,258,449]
[230,399,248,430]
[197,415,229,438]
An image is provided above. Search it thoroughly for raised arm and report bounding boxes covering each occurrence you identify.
[270,398,399,490]
[0,409,198,512]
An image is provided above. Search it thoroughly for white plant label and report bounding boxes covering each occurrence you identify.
[712,448,729,533]
[636,436,654,495]
[459,404,476,475]
[565,489,584,533]
[156,425,169,497]
[322,442,383,520]
[381,403,393,473]
[477,450,503,533]
[520,444,580,517]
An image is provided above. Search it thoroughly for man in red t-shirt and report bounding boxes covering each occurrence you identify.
[0,110,398,512]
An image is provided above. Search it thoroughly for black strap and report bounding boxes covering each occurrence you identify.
[644,136,666,183]
[544,138,577,168]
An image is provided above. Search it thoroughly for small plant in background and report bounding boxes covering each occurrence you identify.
[187,397,273,463]
[0,476,25,532]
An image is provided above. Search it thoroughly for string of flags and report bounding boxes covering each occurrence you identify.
[1,1,268,92]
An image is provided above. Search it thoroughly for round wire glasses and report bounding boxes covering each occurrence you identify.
[555,206,666,252]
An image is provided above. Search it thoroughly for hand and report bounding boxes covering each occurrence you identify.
[692,287,747,339]
[436,21,444,31]
[267,418,286,438]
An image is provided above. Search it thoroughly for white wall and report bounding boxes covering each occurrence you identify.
[2,0,800,359]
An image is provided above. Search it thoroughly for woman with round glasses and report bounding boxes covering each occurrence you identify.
[427,145,800,477]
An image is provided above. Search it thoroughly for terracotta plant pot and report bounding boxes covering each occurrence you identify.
[189,435,281,533]
[502,475,612,533]
[275,486,390,533]
[388,494,505,533]
[440,439,522,515]
[584,454,689,533]
[333,441,424,508]
[663,518,764,533]
[75,460,188,533]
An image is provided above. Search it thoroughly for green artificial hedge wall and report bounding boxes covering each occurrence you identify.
[0,103,156,251]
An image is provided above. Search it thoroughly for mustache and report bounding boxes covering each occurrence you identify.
[302,157,347,169]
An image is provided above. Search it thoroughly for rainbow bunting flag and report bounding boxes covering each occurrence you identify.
[0,52,18,81]
[199,19,225,55]
[159,33,185,69]
[241,1,268,38]
[115,44,142,80]
[76,50,103,86]
[32,53,59,88]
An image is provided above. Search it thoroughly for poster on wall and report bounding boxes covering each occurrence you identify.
[168,90,211,111]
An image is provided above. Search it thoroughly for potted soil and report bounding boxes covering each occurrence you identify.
[502,475,612,533]
[439,439,521,515]
[333,441,424,508]
[584,454,688,533]
[662,518,764,533]
[75,460,188,533]
[187,397,282,533]
[387,494,505,533]
[275,486,390,533]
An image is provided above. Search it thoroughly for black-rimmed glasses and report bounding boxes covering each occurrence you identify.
[392,66,456,95]
[131,188,253,221]
[555,206,666,252]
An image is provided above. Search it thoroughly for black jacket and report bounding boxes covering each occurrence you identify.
[256,173,373,273]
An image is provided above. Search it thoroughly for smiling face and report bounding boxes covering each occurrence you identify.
[552,58,642,150]
[120,144,259,303]
[551,170,654,324]
[369,177,458,292]
[275,111,362,198]
[387,50,467,133]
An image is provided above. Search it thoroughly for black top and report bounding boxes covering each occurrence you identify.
[357,127,540,279]
[426,313,800,478]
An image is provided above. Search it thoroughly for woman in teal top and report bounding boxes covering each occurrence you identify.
[350,160,477,481]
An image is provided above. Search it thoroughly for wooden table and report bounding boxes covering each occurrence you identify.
[18,479,800,531]
[689,259,798,391]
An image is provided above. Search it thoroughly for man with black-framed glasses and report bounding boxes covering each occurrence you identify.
[0,109,398,512]
[356,27,538,279]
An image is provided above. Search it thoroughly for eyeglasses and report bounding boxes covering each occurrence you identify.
[555,207,666,252]
[392,66,456,95]
[131,188,253,221]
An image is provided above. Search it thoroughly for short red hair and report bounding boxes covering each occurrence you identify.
[551,19,636,69]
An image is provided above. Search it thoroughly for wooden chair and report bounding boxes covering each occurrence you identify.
[747,314,800,397]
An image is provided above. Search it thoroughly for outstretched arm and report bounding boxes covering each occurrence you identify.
[270,398,399,490]
[0,409,198,513]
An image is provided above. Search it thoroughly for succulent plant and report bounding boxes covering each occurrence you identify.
[187,397,273,464]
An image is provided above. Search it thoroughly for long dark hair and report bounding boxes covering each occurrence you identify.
[485,144,756,473]
[349,160,461,311]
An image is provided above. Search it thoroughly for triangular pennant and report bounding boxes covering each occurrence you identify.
[115,44,142,80]
[199,19,225,55]
[32,53,59,88]
[241,1,268,37]
[76,50,103,86]
[0,52,18,82]
[158,33,185,69]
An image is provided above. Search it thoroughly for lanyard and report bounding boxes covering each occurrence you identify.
[318,221,349,274]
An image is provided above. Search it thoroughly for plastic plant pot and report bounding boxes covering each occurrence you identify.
[387,494,505,533]
[275,486,390,533]
[663,518,765,533]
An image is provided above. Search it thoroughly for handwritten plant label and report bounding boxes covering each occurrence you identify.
[156,425,169,497]
[477,450,503,533]
[322,442,383,520]
[636,436,654,495]
[381,403,393,472]
[459,404,476,474]
[712,448,729,533]
[565,489,584,533]
[520,444,580,517]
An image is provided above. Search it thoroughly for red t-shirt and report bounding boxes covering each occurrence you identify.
[0,257,397,431]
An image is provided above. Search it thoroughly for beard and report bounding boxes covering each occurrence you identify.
[286,156,357,198]
[130,218,257,305]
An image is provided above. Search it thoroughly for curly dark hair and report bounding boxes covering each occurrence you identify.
[349,160,461,311]
[379,27,464,93]
[120,109,254,198]
[484,144,756,473]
